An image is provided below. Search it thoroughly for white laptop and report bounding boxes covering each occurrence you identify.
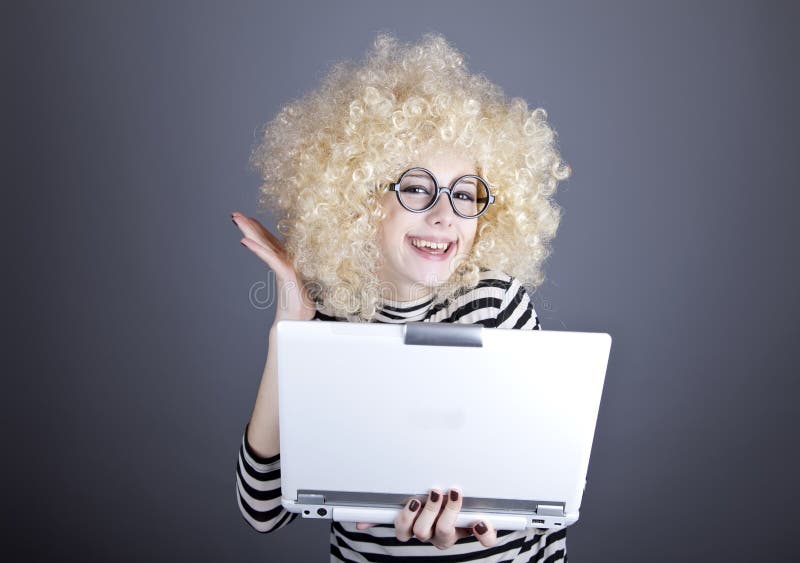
[276,320,611,531]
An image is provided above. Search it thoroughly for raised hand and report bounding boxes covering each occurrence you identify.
[232,211,316,323]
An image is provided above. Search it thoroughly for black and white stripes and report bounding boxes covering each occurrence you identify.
[235,270,564,561]
[327,522,566,562]
[236,427,299,533]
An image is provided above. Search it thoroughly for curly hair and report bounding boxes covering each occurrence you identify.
[250,33,570,321]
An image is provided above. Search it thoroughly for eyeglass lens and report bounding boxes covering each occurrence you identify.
[396,170,489,217]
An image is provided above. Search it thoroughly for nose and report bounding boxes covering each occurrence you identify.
[426,193,457,225]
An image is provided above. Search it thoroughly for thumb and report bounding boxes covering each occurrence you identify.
[356,522,378,530]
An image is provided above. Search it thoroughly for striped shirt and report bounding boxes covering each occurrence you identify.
[236,270,568,562]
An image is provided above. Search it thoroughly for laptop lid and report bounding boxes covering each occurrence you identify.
[276,320,611,530]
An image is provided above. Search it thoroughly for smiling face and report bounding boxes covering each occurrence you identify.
[376,151,479,301]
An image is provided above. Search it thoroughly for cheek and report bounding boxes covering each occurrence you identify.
[377,215,407,257]
[380,211,411,242]
[461,224,478,250]
[377,227,395,258]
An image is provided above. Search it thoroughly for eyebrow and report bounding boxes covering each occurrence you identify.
[404,173,478,185]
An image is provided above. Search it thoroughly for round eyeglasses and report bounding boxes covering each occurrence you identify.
[388,167,495,219]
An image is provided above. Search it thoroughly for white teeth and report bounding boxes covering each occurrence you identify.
[411,238,450,251]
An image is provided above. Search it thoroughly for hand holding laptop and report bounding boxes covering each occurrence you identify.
[356,488,498,548]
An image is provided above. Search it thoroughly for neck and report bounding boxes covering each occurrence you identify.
[379,283,433,303]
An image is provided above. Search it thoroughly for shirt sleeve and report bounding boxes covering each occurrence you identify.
[494,276,541,330]
[235,423,299,533]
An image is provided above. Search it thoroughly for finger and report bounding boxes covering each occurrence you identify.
[232,212,285,253]
[356,522,378,530]
[432,489,462,549]
[232,214,277,249]
[472,520,497,548]
[239,236,277,264]
[240,237,293,279]
[248,216,285,249]
[412,489,443,543]
[393,498,422,542]
[231,212,258,239]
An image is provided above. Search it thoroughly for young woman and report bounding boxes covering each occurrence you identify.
[233,33,570,562]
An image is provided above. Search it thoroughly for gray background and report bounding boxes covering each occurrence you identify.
[7,0,798,561]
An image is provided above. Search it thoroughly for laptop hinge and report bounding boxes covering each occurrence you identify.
[536,504,565,517]
[404,322,483,347]
[298,490,559,515]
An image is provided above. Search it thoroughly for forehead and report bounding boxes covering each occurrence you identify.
[413,151,477,182]
[418,150,475,172]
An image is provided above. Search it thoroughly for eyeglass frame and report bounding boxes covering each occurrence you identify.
[387,167,496,219]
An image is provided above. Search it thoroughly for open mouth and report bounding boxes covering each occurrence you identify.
[407,236,456,261]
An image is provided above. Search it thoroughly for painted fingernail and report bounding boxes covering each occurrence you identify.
[429,491,440,502]
[408,499,420,512]
[475,521,488,535]
[449,490,459,502]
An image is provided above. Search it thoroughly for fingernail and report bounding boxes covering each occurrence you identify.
[408,499,420,512]
[429,491,440,502]
[449,490,459,502]
[475,521,487,535]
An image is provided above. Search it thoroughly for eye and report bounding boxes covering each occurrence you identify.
[452,190,476,202]
[400,184,434,195]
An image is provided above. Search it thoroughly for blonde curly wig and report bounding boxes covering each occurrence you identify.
[251,33,570,321]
